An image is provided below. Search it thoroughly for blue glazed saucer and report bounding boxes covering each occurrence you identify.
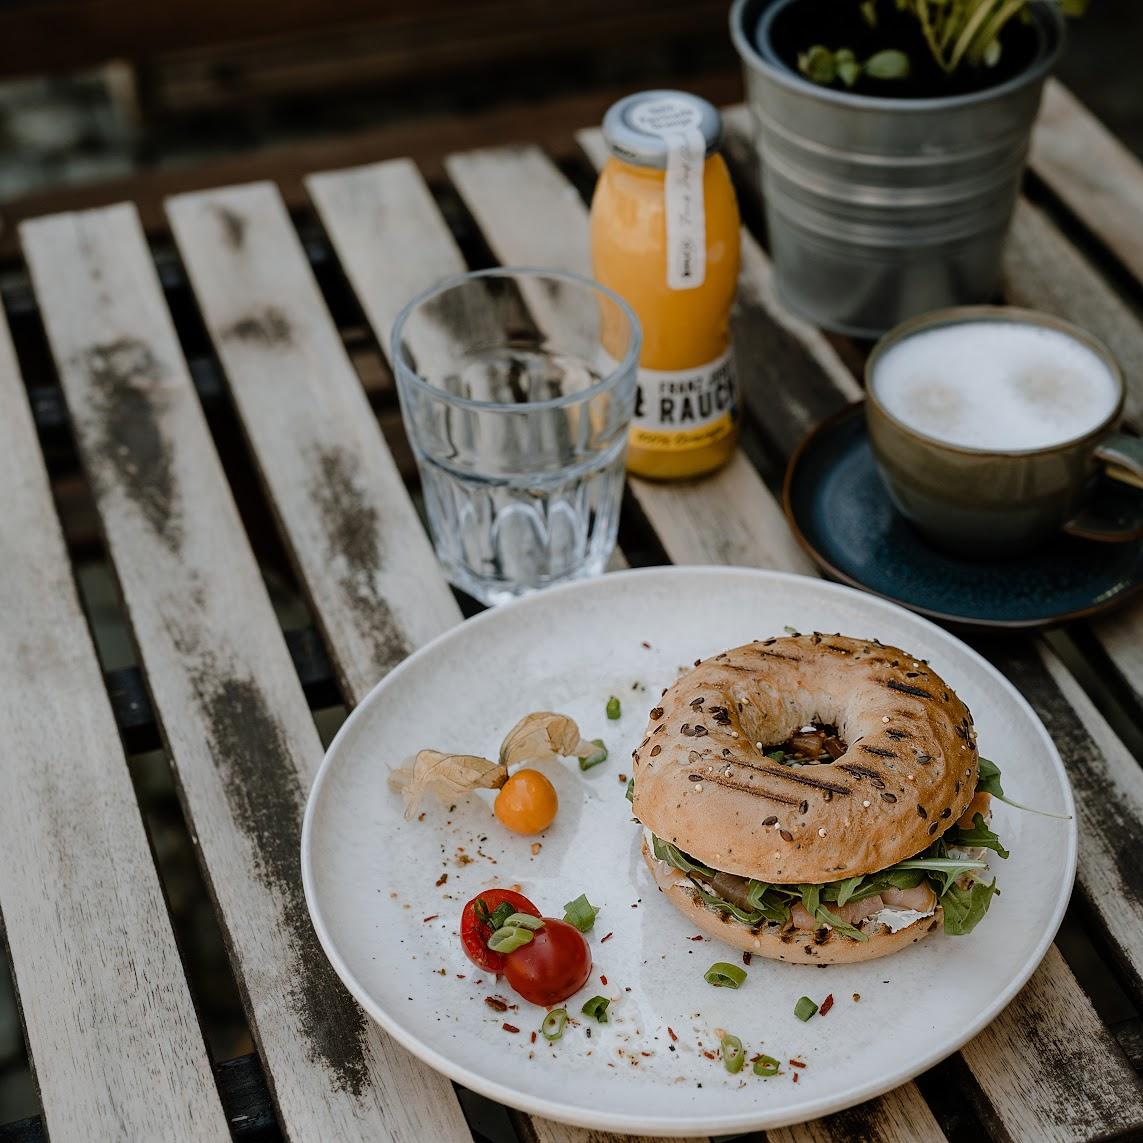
[783,403,1143,629]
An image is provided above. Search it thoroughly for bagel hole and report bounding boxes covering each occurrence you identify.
[762,722,846,766]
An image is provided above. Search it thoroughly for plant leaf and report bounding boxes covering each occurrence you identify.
[499,712,596,768]
[388,749,507,820]
[864,48,911,79]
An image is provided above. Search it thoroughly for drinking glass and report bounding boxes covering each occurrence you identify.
[391,268,640,606]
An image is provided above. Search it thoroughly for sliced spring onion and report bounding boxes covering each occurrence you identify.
[488,925,536,954]
[503,913,544,931]
[704,962,747,989]
[625,777,635,803]
[540,1008,568,1041]
[794,996,818,1022]
[579,739,608,771]
[581,996,610,1023]
[721,1033,745,1074]
[753,1054,781,1077]
[606,696,621,720]
[563,894,600,933]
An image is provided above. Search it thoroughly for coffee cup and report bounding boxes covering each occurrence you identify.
[865,307,1143,557]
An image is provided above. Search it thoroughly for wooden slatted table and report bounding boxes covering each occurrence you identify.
[1,78,1142,1143]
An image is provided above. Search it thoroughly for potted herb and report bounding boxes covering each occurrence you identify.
[730,0,1090,336]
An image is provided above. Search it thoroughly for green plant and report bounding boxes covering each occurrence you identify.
[798,0,1091,88]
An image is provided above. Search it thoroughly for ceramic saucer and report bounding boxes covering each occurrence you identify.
[783,404,1143,629]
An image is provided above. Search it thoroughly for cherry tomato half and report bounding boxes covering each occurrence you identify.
[494,769,558,835]
[504,917,592,1006]
[460,889,541,973]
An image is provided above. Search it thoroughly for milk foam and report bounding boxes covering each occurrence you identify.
[872,322,1118,451]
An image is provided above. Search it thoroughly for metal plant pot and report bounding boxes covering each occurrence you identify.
[730,0,1064,337]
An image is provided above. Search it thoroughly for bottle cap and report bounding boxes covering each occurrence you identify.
[601,90,722,169]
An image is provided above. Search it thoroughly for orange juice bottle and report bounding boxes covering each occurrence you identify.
[591,91,741,480]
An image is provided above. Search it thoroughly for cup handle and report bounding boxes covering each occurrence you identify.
[1061,432,1143,542]
[1095,432,1143,492]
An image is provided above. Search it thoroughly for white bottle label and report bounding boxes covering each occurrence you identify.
[630,96,707,291]
[631,348,737,451]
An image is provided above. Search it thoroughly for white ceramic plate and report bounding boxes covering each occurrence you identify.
[302,568,1076,1136]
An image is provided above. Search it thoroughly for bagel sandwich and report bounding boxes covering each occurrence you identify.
[630,633,1008,965]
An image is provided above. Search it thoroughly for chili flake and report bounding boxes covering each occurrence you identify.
[819,993,835,1016]
[502,1023,520,1034]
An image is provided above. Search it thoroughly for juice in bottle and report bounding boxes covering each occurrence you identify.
[590,90,741,480]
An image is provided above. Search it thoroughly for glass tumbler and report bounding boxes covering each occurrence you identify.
[391,268,640,606]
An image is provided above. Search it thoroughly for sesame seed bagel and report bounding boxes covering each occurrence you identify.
[641,838,944,964]
[631,634,978,883]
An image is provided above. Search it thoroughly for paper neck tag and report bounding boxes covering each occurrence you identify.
[630,97,707,291]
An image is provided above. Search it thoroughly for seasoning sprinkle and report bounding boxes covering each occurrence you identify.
[502,1023,520,1034]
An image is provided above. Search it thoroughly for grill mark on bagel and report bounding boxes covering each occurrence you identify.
[886,679,935,699]
[824,644,852,654]
[750,766,851,795]
[860,745,897,758]
[696,772,802,805]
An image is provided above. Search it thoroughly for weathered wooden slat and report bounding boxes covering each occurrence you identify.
[1004,201,1143,428]
[766,1083,945,1143]
[960,946,1143,1142]
[512,1120,706,1143]
[443,144,817,577]
[20,203,472,1143]
[165,181,459,702]
[1031,81,1143,289]
[987,639,1143,1003]
[572,135,1143,1140]
[0,306,229,1142]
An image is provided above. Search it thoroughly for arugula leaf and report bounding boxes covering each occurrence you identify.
[976,757,1071,819]
[941,877,1000,936]
[800,884,868,942]
[745,880,795,924]
[651,836,716,879]
[894,856,988,895]
[975,757,1004,798]
[952,813,1010,859]
[690,882,765,926]
[833,875,865,908]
